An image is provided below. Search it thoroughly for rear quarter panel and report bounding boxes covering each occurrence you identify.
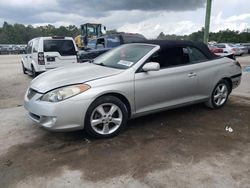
[195,57,241,98]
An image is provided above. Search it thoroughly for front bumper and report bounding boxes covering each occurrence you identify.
[24,89,92,131]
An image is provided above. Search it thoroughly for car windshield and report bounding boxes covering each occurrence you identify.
[93,44,155,69]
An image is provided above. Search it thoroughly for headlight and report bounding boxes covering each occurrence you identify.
[40,84,90,102]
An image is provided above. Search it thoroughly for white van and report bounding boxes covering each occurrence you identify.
[22,36,79,77]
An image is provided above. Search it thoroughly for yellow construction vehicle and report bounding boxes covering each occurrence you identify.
[74,35,82,49]
[74,23,106,49]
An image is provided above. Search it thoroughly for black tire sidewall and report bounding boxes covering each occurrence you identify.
[31,65,37,78]
[22,62,26,74]
[211,80,230,109]
[85,96,128,138]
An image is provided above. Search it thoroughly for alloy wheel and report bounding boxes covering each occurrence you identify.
[90,103,123,135]
[213,83,228,106]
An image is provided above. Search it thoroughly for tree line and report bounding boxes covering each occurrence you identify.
[1,21,250,44]
[157,28,250,43]
[0,22,80,44]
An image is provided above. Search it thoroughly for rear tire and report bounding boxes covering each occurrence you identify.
[84,95,128,138]
[205,80,230,109]
[31,65,38,78]
[22,62,27,74]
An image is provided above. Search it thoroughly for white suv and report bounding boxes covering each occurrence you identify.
[22,36,79,77]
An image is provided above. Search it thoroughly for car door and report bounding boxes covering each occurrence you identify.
[186,46,221,99]
[134,46,198,114]
[22,44,29,69]
[25,41,33,70]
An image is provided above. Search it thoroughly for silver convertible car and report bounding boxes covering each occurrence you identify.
[24,40,242,138]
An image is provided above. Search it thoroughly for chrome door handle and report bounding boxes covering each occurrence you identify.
[188,72,197,77]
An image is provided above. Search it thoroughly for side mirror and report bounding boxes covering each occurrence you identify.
[142,62,160,72]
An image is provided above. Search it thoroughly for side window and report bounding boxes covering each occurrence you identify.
[86,39,96,49]
[161,47,190,68]
[32,39,39,53]
[106,36,121,48]
[187,46,208,63]
[96,38,105,49]
[147,51,161,64]
[27,42,33,54]
[147,47,190,69]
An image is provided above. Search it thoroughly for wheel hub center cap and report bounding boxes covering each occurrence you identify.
[104,117,110,123]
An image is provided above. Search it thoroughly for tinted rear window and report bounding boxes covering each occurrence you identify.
[188,46,208,62]
[44,40,76,56]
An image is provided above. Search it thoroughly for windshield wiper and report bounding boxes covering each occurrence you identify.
[93,62,106,67]
[92,61,108,67]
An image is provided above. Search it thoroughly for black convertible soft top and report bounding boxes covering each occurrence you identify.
[141,40,217,60]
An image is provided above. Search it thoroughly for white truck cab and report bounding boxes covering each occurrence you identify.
[22,36,79,77]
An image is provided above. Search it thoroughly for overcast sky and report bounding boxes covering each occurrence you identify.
[0,0,250,38]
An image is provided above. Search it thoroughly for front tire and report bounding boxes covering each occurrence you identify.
[205,80,230,109]
[85,96,128,138]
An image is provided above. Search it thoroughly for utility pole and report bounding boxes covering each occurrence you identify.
[203,0,212,43]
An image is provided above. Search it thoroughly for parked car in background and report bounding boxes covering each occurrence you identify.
[21,36,78,77]
[9,45,21,54]
[208,45,223,53]
[215,52,235,60]
[0,45,9,54]
[241,43,250,54]
[215,43,242,56]
[79,33,147,62]
[0,44,27,54]
[24,40,242,138]
[19,46,27,54]
[235,44,248,54]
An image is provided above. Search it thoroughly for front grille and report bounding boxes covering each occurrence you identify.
[27,88,37,100]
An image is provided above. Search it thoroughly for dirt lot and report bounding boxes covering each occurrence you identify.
[0,55,250,188]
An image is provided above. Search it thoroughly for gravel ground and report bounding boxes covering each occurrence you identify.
[0,54,249,188]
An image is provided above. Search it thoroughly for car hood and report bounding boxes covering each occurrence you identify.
[30,63,123,93]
